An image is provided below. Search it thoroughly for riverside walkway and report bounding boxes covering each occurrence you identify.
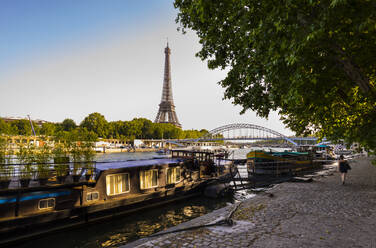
[122,157,376,248]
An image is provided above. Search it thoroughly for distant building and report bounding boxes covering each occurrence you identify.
[1,116,49,127]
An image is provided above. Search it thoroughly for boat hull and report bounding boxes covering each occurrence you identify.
[0,180,208,246]
[246,150,317,176]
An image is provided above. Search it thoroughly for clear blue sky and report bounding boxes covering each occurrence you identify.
[0,0,293,135]
[0,0,171,74]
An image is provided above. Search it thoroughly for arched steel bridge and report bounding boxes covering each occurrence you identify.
[178,123,319,146]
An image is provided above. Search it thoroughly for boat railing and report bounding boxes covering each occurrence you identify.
[0,161,97,190]
[247,159,318,176]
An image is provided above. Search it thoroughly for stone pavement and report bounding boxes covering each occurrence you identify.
[122,157,376,248]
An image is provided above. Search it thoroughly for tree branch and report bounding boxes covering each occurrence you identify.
[331,44,375,97]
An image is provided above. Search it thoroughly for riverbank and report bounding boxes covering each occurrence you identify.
[122,157,376,247]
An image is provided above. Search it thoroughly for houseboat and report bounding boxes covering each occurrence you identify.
[246,150,320,176]
[0,150,233,245]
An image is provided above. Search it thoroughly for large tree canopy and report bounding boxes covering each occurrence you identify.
[174,0,376,149]
[61,118,77,132]
[80,112,109,138]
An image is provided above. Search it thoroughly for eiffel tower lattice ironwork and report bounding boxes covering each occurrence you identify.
[154,43,182,128]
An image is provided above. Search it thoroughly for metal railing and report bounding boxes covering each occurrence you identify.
[247,160,319,176]
[0,161,97,189]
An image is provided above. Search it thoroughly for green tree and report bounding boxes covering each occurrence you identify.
[80,112,108,138]
[199,129,209,137]
[61,118,77,132]
[122,120,142,140]
[108,121,122,139]
[153,124,164,139]
[161,123,183,139]
[183,129,209,139]
[11,120,33,136]
[65,128,98,143]
[0,119,14,135]
[174,0,376,149]
[0,137,6,164]
[40,123,57,136]
[79,128,98,142]
[132,118,154,139]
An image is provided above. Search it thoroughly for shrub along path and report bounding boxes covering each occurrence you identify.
[122,157,376,248]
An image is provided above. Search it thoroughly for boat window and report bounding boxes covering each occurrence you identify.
[106,173,130,196]
[86,192,99,201]
[38,198,55,210]
[140,169,158,189]
[166,167,181,184]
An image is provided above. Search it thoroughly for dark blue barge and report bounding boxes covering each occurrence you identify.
[0,150,233,246]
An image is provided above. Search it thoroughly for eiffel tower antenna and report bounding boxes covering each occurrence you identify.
[154,42,182,128]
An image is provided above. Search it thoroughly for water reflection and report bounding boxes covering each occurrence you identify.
[183,205,205,218]
[15,196,233,248]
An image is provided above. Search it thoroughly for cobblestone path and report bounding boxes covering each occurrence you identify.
[122,157,376,248]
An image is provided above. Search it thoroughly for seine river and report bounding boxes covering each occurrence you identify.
[14,148,284,248]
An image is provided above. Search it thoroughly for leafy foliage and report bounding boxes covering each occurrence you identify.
[61,118,77,131]
[174,0,376,150]
[80,112,108,138]
[40,123,57,136]
[0,113,208,141]
[0,137,6,164]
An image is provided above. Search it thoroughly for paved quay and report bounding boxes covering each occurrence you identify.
[122,157,376,248]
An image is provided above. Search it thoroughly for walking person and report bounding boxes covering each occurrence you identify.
[338,155,351,185]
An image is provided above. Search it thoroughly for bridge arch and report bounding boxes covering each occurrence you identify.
[201,123,298,146]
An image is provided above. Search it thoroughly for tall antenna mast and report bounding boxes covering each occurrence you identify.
[27,115,36,137]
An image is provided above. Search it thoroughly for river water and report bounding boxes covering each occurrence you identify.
[14,148,286,248]
[17,195,232,248]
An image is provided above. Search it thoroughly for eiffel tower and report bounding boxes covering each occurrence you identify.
[154,43,182,128]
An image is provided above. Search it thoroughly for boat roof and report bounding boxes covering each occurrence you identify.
[317,144,328,148]
[272,151,309,156]
[247,151,309,158]
[248,150,308,155]
[96,158,184,171]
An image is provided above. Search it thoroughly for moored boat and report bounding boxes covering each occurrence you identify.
[0,150,233,245]
[153,149,172,159]
[246,150,318,176]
